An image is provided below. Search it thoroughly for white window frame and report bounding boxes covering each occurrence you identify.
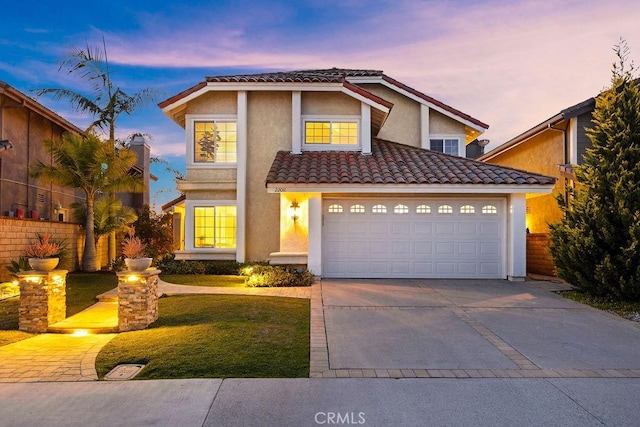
[302,115,361,151]
[429,134,465,157]
[185,200,237,253]
[186,114,238,168]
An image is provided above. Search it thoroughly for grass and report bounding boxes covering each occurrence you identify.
[160,274,246,287]
[561,291,640,320]
[96,294,310,379]
[0,272,117,346]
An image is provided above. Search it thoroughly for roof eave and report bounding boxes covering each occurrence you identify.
[266,182,555,194]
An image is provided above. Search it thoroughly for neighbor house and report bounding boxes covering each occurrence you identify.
[479,92,598,275]
[160,68,555,280]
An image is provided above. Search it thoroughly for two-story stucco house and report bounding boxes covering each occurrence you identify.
[160,68,555,280]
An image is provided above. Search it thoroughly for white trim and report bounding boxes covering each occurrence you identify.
[267,183,555,194]
[291,91,302,154]
[301,115,361,151]
[184,200,238,253]
[162,82,390,115]
[420,105,430,149]
[307,194,323,275]
[236,91,247,262]
[340,86,390,114]
[185,114,238,167]
[568,117,578,164]
[361,104,371,154]
[507,193,526,280]
[345,76,487,133]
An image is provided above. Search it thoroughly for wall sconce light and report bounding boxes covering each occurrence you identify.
[290,200,300,222]
[54,202,63,213]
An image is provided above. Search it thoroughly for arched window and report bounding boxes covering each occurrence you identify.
[328,204,343,213]
[372,204,387,214]
[460,205,475,214]
[350,204,365,213]
[438,205,453,214]
[394,204,409,214]
[482,205,498,214]
[416,205,431,214]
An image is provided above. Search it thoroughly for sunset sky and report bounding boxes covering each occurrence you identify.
[2,0,639,209]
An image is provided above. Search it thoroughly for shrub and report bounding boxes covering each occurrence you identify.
[121,227,147,259]
[6,257,30,275]
[156,254,238,275]
[244,265,314,287]
[25,233,63,258]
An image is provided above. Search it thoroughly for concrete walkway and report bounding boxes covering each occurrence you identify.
[0,279,310,383]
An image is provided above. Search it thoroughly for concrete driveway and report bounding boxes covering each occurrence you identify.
[313,279,640,377]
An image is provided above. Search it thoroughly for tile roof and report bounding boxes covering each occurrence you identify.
[205,68,383,83]
[159,68,488,130]
[266,139,555,186]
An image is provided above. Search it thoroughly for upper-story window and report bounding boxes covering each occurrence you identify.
[193,120,237,164]
[303,117,359,150]
[430,138,459,156]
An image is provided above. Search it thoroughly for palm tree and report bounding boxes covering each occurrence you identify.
[31,133,142,271]
[71,196,138,245]
[34,37,159,262]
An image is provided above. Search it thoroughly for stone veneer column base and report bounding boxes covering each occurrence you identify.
[116,269,160,332]
[16,270,67,333]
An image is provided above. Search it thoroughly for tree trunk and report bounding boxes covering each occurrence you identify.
[83,195,98,272]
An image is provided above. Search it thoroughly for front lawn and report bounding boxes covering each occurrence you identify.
[160,274,246,287]
[96,294,310,379]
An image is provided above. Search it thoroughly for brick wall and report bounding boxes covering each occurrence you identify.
[526,233,556,277]
[0,217,109,281]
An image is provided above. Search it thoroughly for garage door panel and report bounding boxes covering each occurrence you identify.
[413,222,433,235]
[323,198,505,279]
[391,222,411,234]
[370,241,389,255]
[391,241,411,255]
[458,242,478,255]
[435,222,455,235]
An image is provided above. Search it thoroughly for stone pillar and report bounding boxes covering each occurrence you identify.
[116,269,160,332]
[16,270,67,333]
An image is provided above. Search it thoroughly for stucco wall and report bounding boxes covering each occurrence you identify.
[185,168,237,183]
[301,92,360,116]
[485,130,564,232]
[186,91,237,115]
[430,110,465,135]
[246,91,292,261]
[359,84,421,147]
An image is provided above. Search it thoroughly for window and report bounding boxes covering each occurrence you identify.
[305,120,358,146]
[460,205,475,214]
[482,205,498,214]
[438,205,453,214]
[372,204,387,214]
[394,204,409,214]
[350,204,365,213]
[328,204,343,213]
[193,206,237,248]
[430,138,459,156]
[416,205,431,214]
[194,120,237,163]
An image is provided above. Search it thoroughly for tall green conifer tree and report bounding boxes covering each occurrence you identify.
[550,41,640,300]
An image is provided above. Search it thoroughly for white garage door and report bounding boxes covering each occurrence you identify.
[322,198,506,279]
